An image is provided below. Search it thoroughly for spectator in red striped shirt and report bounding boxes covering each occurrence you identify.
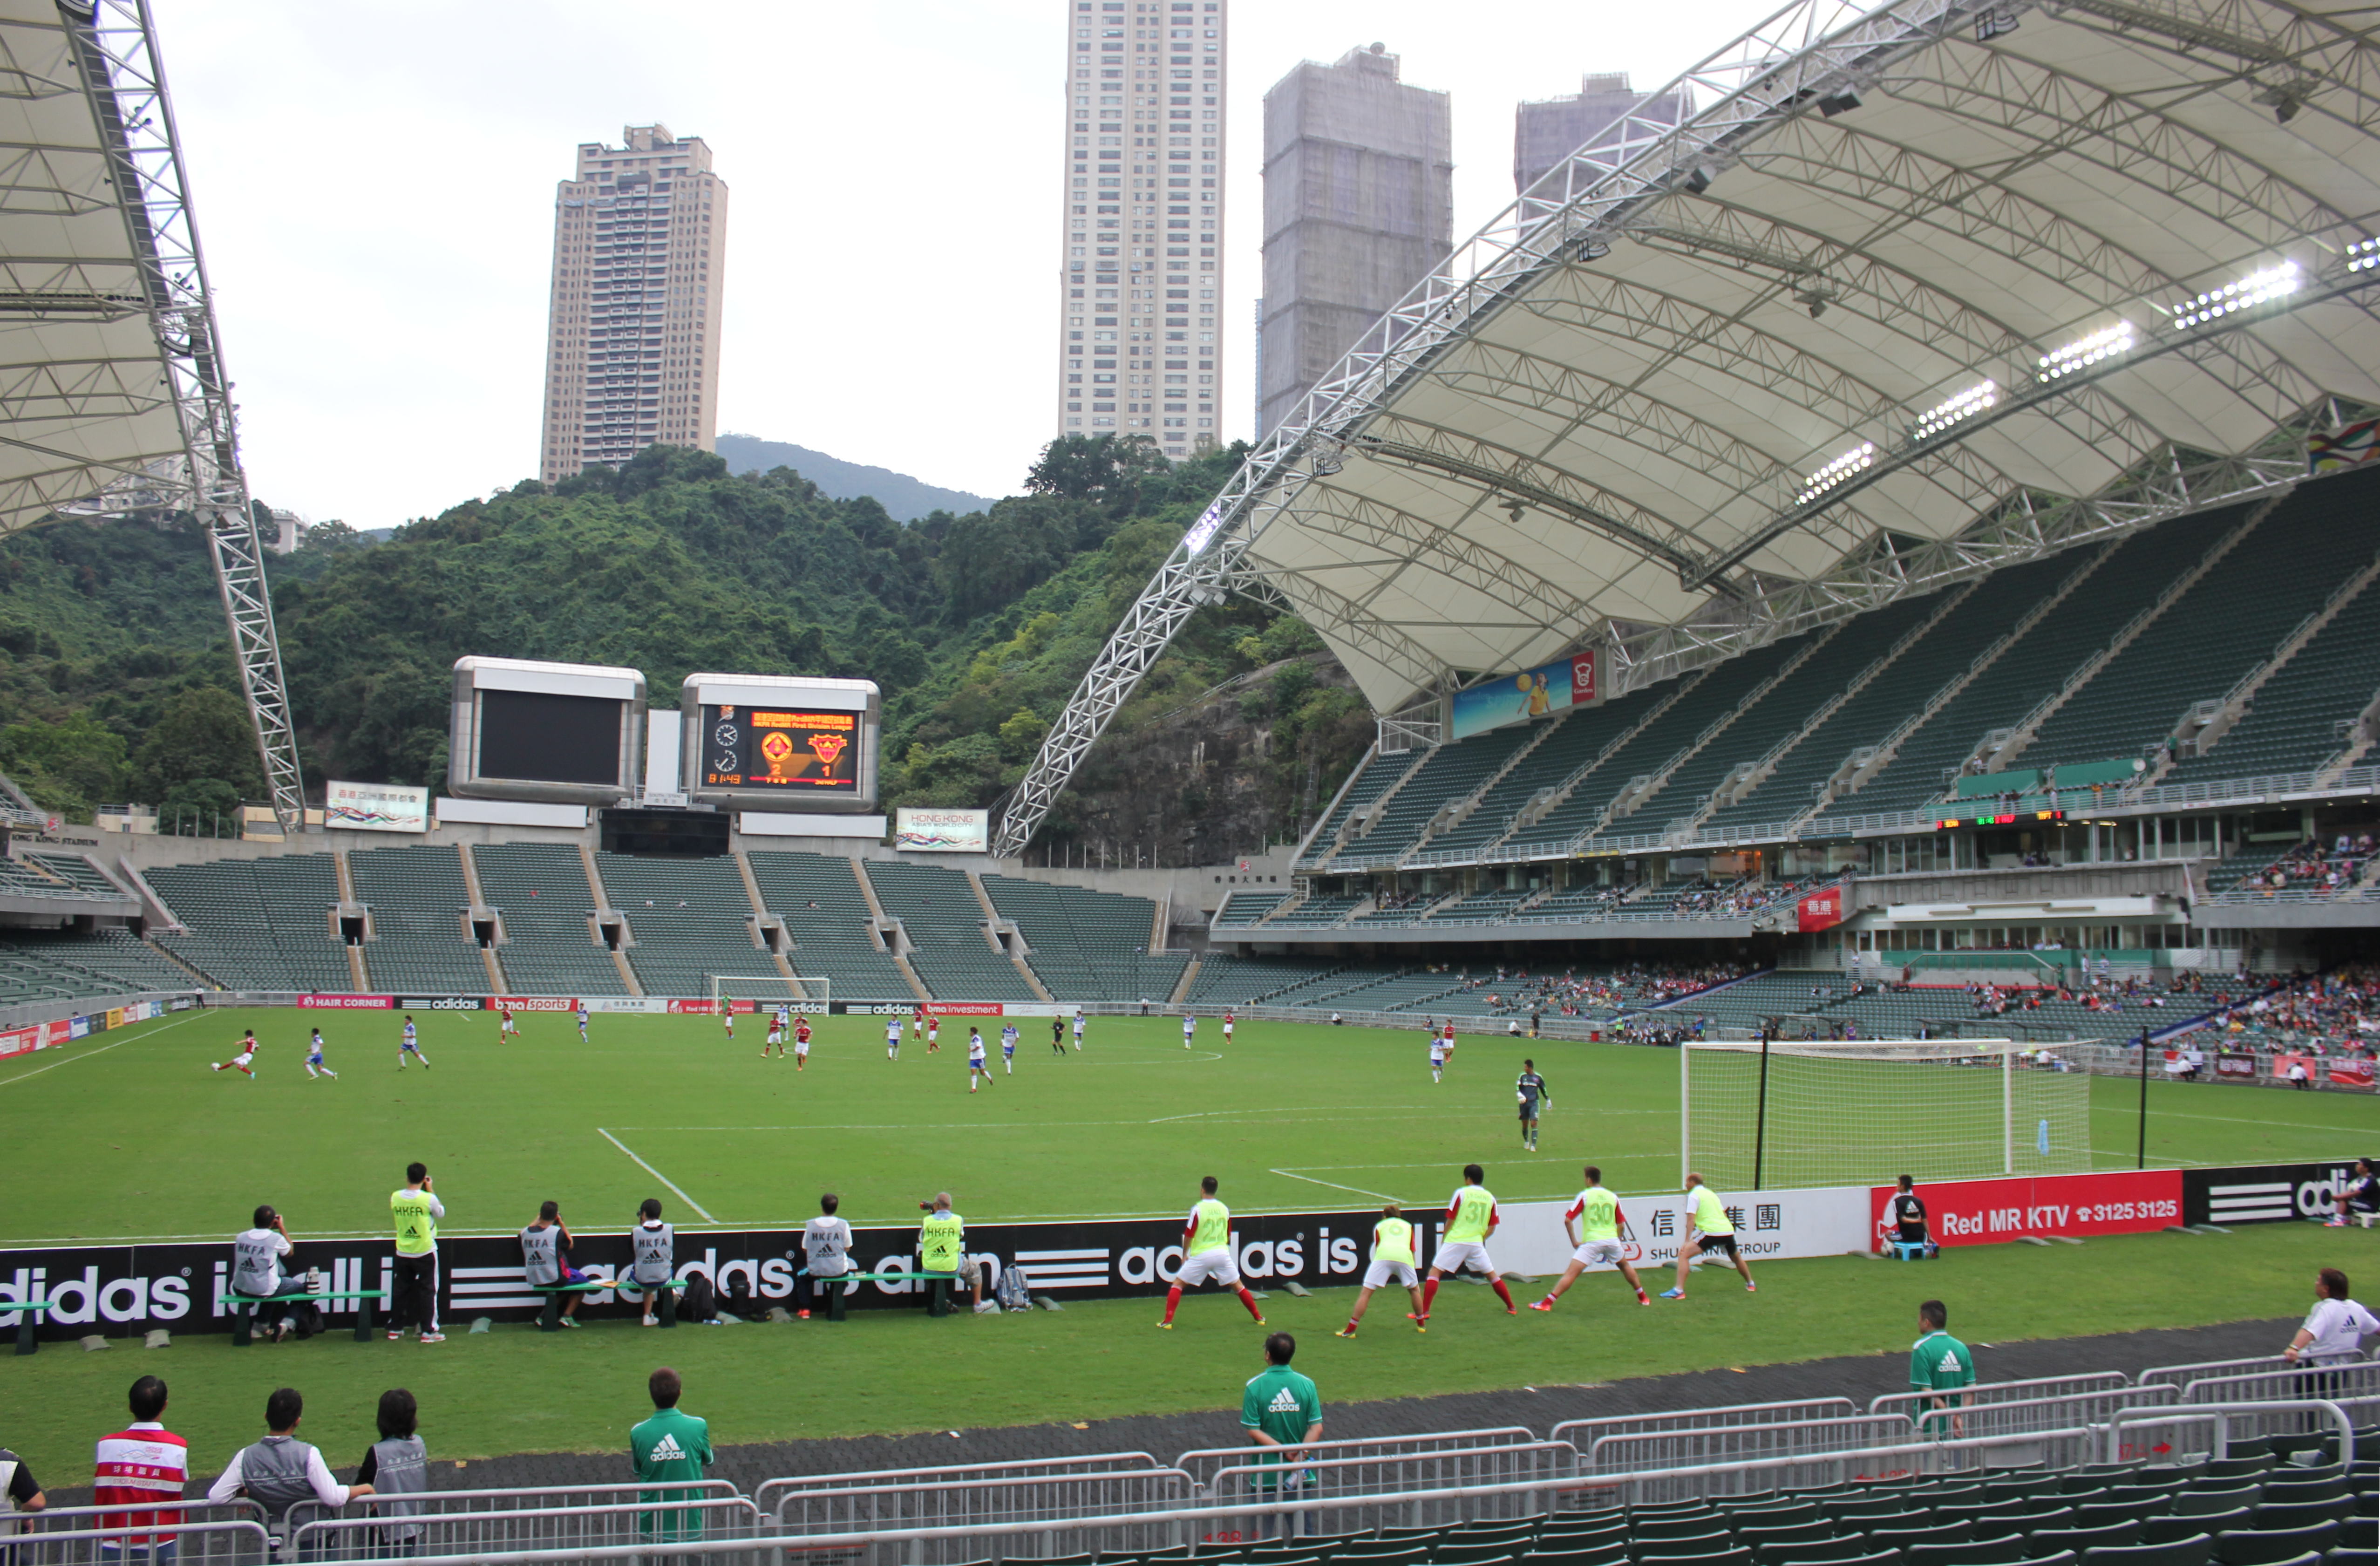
[95,1375,186,1563]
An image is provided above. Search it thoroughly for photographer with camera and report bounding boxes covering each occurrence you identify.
[921,1194,994,1314]
[232,1205,302,1342]
[389,1164,444,1344]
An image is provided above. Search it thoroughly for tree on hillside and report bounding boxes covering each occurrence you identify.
[134,686,264,802]
[1025,434,1168,512]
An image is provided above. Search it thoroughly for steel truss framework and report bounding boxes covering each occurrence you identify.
[994,0,2380,857]
[0,0,302,830]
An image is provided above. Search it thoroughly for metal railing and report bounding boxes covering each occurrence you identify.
[2182,1362,2380,1406]
[1869,1385,2180,1445]
[2136,1354,2289,1390]
[3,1518,274,1566]
[758,1454,1163,1523]
[2106,1399,2359,1467]
[286,1482,745,1537]
[1869,1370,2130,1416]
[1550,1398,1854,1452]
[1584,1415,1915,1474]
[1198,1442,1579,1539]
[287,1497,762,1563]
[770,1468,1198,1563]
[1171,1428,1536,1491]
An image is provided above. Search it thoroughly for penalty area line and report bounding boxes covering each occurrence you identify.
[1270,1167,1403,1201]
[596,1128,718,1224]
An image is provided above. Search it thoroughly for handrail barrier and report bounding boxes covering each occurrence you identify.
[770,1467,1198,1562]
[1870,1385,2180,1445]
[2135,1354,2284,1389]
[1869,1369,2132,1417]
[1170,1428,1536,1490]
[1550,1397,1853,1451]
[759,1454,1164,1523]
[1584,1416,1912,1474]
[2181,1362,2380,1406]
[7,1517,275,1566]
[287,1481,745,1536]
[287,1496,763,1564]
[2107,1398,2357,1466]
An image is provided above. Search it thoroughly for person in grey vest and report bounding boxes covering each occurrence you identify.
[521,1202,598,1327]
[632,1198,674,1327]
[205,1388,370,1556]
[231,1206,298,1343]
[354,1389,425,1558]
[796,1192,854,1318]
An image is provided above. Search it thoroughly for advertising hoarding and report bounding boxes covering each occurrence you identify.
[896,808,991,852]
[1872,1170,2181,1248]
[1449,650,1599,741]
[324,782,430,834]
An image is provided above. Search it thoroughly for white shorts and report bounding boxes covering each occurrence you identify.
[1571,1239,1625,1267]
[231,1051,254,1068]
[796,1041,810,1055]
[1363,1258,1419,1289]
[913,1020,925,1035]
[1433,1239,1496,1276]
[1223,1024,1234,1037]
[1173,1247,1240,1287]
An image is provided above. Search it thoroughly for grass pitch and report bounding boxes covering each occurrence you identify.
[0,1008,2369,1487]
[2,1007,2372,1245]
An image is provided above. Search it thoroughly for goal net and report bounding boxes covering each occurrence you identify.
[1680,1038,2093,1190]
[708,974,831,1009]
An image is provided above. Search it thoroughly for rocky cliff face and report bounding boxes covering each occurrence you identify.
[1040,654,1372,869]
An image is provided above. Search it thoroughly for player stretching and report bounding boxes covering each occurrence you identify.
[397,1015,430,1071]
[1515,1060,1550,1151]
[1531,1166,1648,1310]
[1000,1022,1019,1074]
[1334,1203,1426,1336]
[793,1014,813,1070]
[1071,1006,1085,1050]
[884,1013,901,1062]
[1182,1011,1196,1050]
[576,1002,589,1043]
[305,1028,339,1081]
[210,1029,261,1077]
[1051,1015,1068,1057]
[1423,1164,1517,1320]
[967,1028,993,1091]
[1428,1027,1447,1084]
[1661,1172,1755,1299]
[1158,1176,1266,1328]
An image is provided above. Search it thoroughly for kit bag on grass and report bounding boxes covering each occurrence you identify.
[676,1272,717,1322]
[994,1262,1032,1312]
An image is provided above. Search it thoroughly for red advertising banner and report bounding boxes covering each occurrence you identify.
[666,999,758,1014]
[2267,1052,2373,1088]
[1797,887,1844,932]
[493,996,578,1012]
[0,1025,38,1060]
[41,1018,69,1046]
[2326,1059,2375,1089]
[1571,650,1597,705]
[1873,1170,2181,1249]
[298,994,393,1009]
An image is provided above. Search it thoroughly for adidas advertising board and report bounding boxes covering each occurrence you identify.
[2183,1161,2371,1226]
[397,996,485,1011]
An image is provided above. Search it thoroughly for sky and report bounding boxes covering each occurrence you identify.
[166,0,1779,528]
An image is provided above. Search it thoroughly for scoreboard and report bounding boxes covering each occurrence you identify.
[449,657,645,805]
[1935,807,2066,831]
[701,705,861,793]
[680,673,881,811]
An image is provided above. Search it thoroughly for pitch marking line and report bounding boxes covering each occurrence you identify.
[1270,1167,1403,1201]
[0,1013,197,1089]
[596,1128,719,1224]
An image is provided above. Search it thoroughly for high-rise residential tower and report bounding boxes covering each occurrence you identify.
[540,124,728,483]
[1257,44,1450,438]
[1054,0,1228,461]
[1514,72,1689,196]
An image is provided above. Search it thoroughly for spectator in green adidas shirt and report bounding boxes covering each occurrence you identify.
[1908,1300,1976,1437]
[1241,1331,1322,1541]
[631,1367,713,1541]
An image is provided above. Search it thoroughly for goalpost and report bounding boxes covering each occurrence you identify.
[708,974,831,1009]
[1680,1038,2094,1191]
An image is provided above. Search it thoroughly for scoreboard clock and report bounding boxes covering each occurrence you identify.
[680,674,881,811]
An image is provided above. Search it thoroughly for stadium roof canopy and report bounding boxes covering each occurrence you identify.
[0,0,302,826]
[999,0,2380,852]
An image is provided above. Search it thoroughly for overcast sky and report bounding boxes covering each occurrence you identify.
[167,0,1777,527]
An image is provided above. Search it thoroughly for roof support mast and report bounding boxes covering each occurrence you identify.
[61,0,304,833]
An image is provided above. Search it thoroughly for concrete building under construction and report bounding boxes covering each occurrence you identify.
[1257,43,1451,438]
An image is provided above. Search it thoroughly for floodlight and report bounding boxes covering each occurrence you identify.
[1182,498,1226,555]
[2035,321,2135,381]
[2348,237,2380,273]
[1796,441,1875,506]
[2171,259,2300,328]
[1817,90,1862,116]
[1912,380,1998,441]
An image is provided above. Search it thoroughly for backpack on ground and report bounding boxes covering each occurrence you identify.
[676,1272,717,1322]
[994,1262,1032,1312]
[286,1300,326,1340]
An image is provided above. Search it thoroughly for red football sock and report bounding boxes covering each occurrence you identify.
[1421,1278,1440,1315]
[1163,1285,1182,1324]
[1238,1287,1264,1320]
[1492,1277,1516,1309]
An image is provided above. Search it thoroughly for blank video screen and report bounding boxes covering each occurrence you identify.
[477,689,622,786]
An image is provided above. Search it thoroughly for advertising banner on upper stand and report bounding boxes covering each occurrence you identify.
[895,808,990,853]
[1449,650,1598,740]
[324,781,431,833]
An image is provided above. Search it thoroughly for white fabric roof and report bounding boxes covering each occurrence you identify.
[0,0,195,536]
[1226,0,2380,713]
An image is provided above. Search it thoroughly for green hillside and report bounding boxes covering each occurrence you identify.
[0,439,1370,856]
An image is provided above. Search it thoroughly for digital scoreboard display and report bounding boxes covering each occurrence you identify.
[449,657,645,805]
[701,704,863,794]
[1935,807,2066,831]
[479,689,624,786]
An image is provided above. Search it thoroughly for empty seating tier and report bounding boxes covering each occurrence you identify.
[347,844,487,994]
[864,859,1038,1001]
[470,843,623,997]
[595,851,765,1000]
[745,850,913,1001]
[145,854,354,993]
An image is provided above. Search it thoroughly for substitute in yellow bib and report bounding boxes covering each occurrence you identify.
[1661,1172,1757,1300]
[920,1193,991,1313]
[1423,1164,1518,1322]
[1333,1203,1427,1337]
[1530,1164,1651,1311]
[1159,1176,1267,1328]
[389,1161,444,1343]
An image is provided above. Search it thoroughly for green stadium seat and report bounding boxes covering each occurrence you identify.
[2033,1526,2142,1557]
[2076,1539,2213,1566]
[2250,1506,2353,1535]
[2219,1528,2344,1566]
[2152,1518,2250,1547]
[1906,1542,2036,1566]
